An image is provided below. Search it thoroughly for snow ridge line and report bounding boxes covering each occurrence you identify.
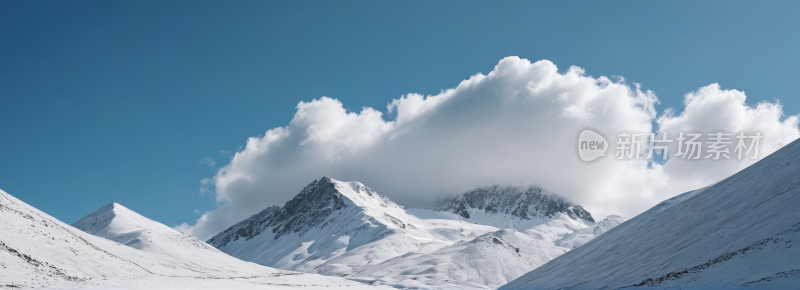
[627,221,800,288]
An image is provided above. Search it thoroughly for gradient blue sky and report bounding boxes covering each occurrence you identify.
[1,1,798,228]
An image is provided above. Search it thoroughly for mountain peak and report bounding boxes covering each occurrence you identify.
[74,202,174,241]
[74,202,220,254]
[94,202,130,214]
[297,177,399,209]
[437,185,594,228]
[80,202,142,225]
[208,176,401,249]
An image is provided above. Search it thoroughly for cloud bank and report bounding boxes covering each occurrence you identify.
[177,57,799,240]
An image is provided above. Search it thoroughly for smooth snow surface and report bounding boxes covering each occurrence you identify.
[211,177,625,289]
[501,138,800,290]
[0,189,393,289]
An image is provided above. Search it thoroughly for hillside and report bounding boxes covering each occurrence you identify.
[501,139,800,290]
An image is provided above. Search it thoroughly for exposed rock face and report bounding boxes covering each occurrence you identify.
[206,206,280,248]
[437,186,594,223]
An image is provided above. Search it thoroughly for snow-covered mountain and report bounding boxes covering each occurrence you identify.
[71,201,280,278]
[208,177,625,289]
[208,177,500,279]
[436,186,594,230]
[0,188,393,289]
[501,139,800,290]
[73,203,221,256]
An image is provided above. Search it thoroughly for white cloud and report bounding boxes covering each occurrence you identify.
[199,157,216,169]
[176,57,800,240]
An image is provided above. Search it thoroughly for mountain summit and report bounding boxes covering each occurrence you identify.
[74,202,219,255]
[208,176,404,248]
[437,185,594,229]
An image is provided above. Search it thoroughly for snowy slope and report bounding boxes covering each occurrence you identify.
[501,138,800,290]
[0,188,393,289]
[351,213,625,288]
[351,226,568,289]
[209,177,500,278]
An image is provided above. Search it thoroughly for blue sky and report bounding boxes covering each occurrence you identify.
[1,1,799,229]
